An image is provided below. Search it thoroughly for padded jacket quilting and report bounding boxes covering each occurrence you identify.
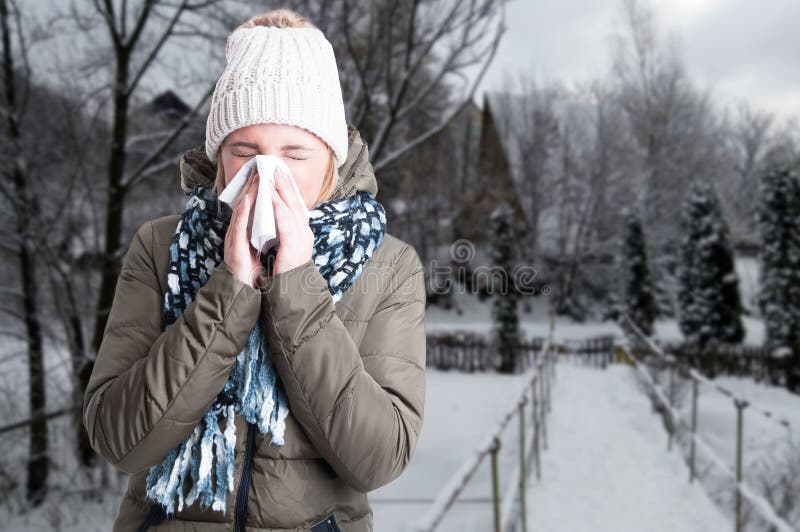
[82,126,427,531]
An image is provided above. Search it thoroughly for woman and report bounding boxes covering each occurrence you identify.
[83,9,426,532]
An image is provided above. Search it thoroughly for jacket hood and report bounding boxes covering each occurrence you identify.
[179,125,378,201]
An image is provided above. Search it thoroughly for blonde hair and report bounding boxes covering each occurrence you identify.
[213,8,340,207]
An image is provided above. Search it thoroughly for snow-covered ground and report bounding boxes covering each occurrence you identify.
[426,287,766,346]
[652,316,766,346]
[406,296,799,529]
[524,361,730,532]
[371,366,536,531]
[426,294,622,341]
[682,374,800,476]
[671,372,800,530]
[426,254,766,347]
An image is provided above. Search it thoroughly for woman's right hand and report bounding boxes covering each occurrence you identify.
[224,171,263,288]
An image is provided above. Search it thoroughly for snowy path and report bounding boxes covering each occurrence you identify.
[526,361,730,532]
[372,368,536,531]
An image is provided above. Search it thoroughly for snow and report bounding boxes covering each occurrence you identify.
[675,373,800,528]
[373,355,735,531]
[371,366,536,531]
[652,316,765,345]
[735,255,760,287]
[524,362,731,532]
[426,294,622,341]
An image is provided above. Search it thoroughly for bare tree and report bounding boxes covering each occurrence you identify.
[63,0,231,470]
[491,73,563,270]
[0,0,240,500]
[557,82,634,318]
[493,74,633,319]
[724,102,774,239]
[608,0,731,317]
[610,0,722,244]
[316,0,506,173]
[0,0,50,506]
[85,0,220,356]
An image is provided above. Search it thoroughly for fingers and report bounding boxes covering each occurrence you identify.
[270,169,289,214]
[232,172,257,235]
[272,167,298,212]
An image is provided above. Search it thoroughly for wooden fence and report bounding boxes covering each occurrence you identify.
[426,332,617,373]
[425,332,544,372]
[560,335,616,367]
[660,341,788,384]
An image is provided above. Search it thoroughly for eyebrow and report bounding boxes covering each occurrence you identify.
[229,141,312,151]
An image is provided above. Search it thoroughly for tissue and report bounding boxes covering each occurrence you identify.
[217,154,309,255]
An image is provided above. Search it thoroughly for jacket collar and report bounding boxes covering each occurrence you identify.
[179,125,378,201]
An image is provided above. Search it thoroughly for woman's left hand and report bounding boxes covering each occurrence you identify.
[269,167,314,276]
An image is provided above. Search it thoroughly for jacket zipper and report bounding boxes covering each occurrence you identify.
[327,514,343,531]
[234,421,256,532]
[137,503,167,532]
[234,423,344,532]
[310,513,343,532]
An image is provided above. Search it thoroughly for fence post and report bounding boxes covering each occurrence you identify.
[689,377,699,483]
[548,309,556,380]
[491,436,502,532]
[544,347,552,414]
[518,401,528,532]
[539,366,548,451]
[532,378,541,481]
[734,398,748,532]
[668,360,676,452]
[547,345,552,423]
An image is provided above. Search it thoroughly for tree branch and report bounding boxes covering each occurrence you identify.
[123,81,214,189]
[373,6,505,173]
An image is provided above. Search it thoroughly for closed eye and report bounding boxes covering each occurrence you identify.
[233,153,306,161]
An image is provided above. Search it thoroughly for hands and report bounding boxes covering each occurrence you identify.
[223,166,314,286]
[223,170,264,288]
[269,167,313,276]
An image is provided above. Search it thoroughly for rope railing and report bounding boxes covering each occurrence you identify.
[407,313,558,532]
[618,315,797,532]
[620,313,793,432]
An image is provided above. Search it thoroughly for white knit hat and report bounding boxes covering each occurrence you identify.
[205,25,349,167]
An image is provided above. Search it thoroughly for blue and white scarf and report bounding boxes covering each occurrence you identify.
[144,183,386,517]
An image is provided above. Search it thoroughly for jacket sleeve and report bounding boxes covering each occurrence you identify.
[261,245,426,493]
[82,219,262,474]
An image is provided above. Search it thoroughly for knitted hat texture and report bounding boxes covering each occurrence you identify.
[205,26,348,166]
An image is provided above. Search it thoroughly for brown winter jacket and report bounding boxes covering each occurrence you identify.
[82,126,427,531]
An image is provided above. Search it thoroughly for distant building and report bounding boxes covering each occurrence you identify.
[126,89,206,213]
[451,93,526,244]
[143,89,192,121]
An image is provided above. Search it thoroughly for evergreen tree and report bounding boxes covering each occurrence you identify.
[676,181,745,348]
[758,163,800,391]
[489,202,521,373]
[621,209,658,336]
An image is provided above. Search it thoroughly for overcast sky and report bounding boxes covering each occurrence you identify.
[24,1,799,123]
[477,0,800,120]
